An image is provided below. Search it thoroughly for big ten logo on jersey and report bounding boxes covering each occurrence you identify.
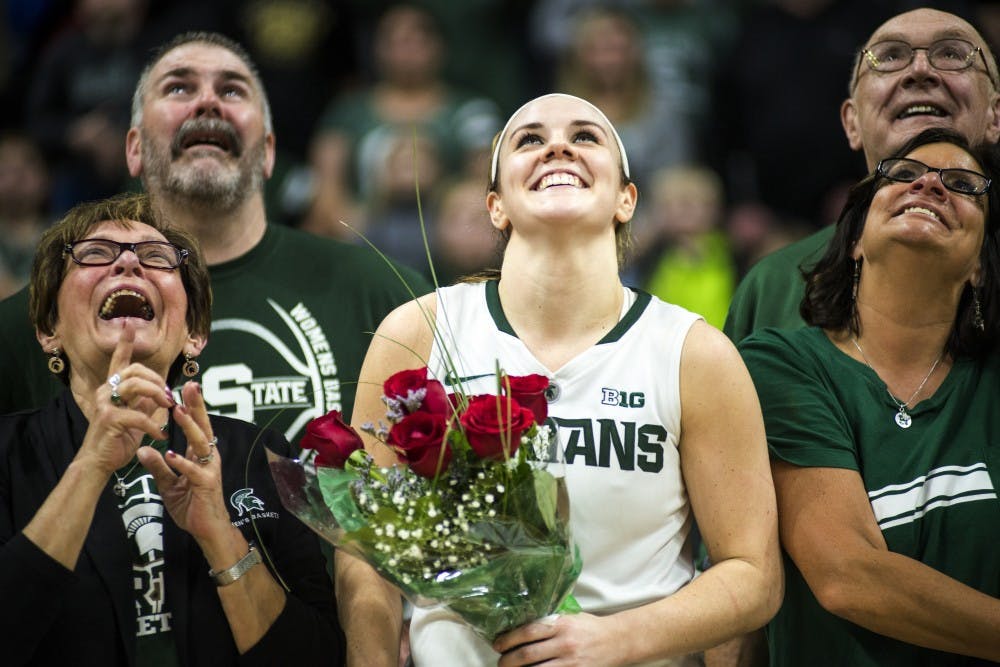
[600,387,645,408]
[199,300,342,442]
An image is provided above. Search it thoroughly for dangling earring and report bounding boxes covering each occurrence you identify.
[851,260,860,302]
[47,348,65,375]
[182,353,200,377]
[973,287,985,332]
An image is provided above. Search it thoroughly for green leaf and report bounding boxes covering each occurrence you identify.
[317,467,367,532]
[533,469,559,532]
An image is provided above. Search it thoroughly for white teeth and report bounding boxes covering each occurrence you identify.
[904,206,939,220]
[99,289,153,321]
[538,172,583,190]
[899,105,944,118]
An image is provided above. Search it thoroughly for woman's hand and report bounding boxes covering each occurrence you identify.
[494,613,624,667]
[137,381,233,545]
[77,321,177,476]
[22,321,176,570]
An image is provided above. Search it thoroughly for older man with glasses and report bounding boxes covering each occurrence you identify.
[723,8,1000,345]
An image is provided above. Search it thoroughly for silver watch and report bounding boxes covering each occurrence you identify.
[209,542,262,586]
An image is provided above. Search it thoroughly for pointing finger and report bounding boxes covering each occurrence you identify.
[107,319,136,377]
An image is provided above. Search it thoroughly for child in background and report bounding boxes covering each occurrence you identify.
[641,165,735,329]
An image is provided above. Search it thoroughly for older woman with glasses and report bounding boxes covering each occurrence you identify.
[740,128,1000,665]
[0,193,342,665]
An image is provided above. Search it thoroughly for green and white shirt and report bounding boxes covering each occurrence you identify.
[740,326,1000,667]
[411,280,703,667]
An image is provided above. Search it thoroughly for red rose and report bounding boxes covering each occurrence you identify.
[459,394,535,460]
[383,367,450,415]
[504,374,549,425]
[388,411,452,478]
[299,410,364,468]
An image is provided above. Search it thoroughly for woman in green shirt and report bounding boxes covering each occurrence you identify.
[741,127,1000,665]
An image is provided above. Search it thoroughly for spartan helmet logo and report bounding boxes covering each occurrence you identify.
[230,488,265,517]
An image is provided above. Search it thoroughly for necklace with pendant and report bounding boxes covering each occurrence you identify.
[851,337,943,429]
[112,425,168,497]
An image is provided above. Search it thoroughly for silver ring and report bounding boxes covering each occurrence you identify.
[110,390,123,406]
[197,452,214,464]
[208,436,218,448]
[108,373,121,389]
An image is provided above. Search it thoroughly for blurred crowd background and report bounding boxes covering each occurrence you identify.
[1,0,997,327]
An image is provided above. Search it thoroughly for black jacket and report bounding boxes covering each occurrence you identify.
[0,391,344,666]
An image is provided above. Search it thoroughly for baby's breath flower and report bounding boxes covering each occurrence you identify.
[401,387,427,413]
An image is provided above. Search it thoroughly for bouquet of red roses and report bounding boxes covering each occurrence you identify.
[267,367,581,641]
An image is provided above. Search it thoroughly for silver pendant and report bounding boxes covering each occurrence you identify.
[894,410,912,429]
[113,480,127,496]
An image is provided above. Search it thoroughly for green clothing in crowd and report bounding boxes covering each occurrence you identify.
[723,225,835,343]
[740,326,1000,666]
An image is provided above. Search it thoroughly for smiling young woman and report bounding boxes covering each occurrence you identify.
[336,93,782,667]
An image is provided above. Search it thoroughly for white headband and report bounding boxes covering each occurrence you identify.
[489,93,631,185]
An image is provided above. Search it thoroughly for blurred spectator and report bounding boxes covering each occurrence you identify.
[634,165,735,328]
[24,0,150,215]
[344,0,535,115]
[304,3,501,242]
[221,0,359,162]
[0,132,51,299]
[432,177,500,285]
[212,0,361,226]
[22,0,217,216]
[708,0,962,233]
[553,6,693,192]
[0,1,68,129]
[363,131,443,273]
[531,0,734,182]
[635,0,739,159]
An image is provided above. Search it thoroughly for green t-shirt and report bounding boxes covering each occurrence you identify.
[723,225,835,344]
[740,327,1000,666]
[0,225,428,446]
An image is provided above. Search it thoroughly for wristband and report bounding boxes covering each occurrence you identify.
[209,542,262,586]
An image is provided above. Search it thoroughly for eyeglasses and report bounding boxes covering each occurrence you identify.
[877,157,991,195]
[64,239,190,269]
[855,38,993,88]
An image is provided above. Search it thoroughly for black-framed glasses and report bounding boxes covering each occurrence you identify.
[64,239,190,269]
[855,38,993,88]
[877,157,991,195]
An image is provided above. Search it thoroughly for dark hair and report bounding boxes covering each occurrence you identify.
[802,128,1000,359]
[29,193,212,382]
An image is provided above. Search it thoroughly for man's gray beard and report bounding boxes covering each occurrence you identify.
[142,138,266,212]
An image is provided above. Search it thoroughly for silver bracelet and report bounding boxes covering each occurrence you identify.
[208,541,262,587]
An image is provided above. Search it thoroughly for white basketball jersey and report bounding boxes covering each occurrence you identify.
[410,281,702,667]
